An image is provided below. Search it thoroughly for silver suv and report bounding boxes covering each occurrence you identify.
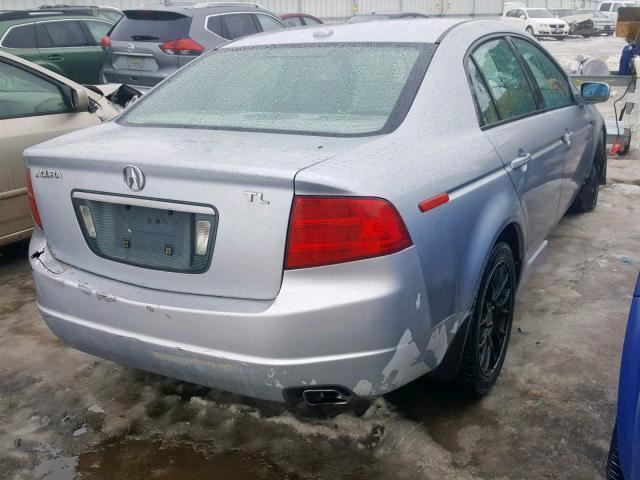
[101,2,286,88]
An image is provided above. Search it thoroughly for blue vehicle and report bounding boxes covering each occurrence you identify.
[608,273,640,480]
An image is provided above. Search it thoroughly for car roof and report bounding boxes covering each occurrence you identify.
[228,18,520,47]
[0,12,98,27]
[124,2,272,16]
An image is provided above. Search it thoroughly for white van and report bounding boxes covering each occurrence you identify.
[598,1,637,19]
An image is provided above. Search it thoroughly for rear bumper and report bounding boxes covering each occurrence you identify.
[30,229,460,403]
[102,68,168,87]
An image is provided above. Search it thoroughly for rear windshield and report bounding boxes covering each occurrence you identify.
[122,44,432,137]
[110,10,191,42]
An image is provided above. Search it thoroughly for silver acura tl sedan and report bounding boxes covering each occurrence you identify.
[26,19,609,405]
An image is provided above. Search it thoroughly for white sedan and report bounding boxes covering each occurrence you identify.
[503,7,570,39]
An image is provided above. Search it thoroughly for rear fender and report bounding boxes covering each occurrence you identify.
[452,171,526,314]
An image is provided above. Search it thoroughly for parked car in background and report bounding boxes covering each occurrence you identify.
[0,9,115,83]
[280,13,322,27]
[346,11,429,23]
[0,50,119,247]
[607,273,640,480]
[578,9,616,35]
[502,7,570,39]
[552,9,595,37]
[598,1,638,19]
[26,19,609,406]
[101,3,286,89]
[38,5,123,23]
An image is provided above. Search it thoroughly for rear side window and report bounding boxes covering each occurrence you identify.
[220,14,259,40]
[513,38,574,110]
[467,59,499,126]
[39,20,91,47]
[110,10,191,42]
[2,24,37,48]
[255,14,285,32]
[472,39,537,121]
[84,20,112,44]
[599,3,611,11]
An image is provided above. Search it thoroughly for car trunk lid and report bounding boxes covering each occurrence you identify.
[26,122,373,300]
[106,10,192,73]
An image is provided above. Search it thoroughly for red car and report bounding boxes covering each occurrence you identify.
[279,13,323,27]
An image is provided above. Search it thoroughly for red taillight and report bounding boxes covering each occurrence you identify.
[100,35,111,48]
[25,169,42,230]
[159,38,204,55]
[285,196,412,270]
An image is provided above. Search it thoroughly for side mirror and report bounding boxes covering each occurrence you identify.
[581,82,610,103]
[520,14,526,19]
[60,85,90,112]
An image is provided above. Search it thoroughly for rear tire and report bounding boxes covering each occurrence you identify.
[457,242,516,396]
[570,162,599,213]
[607,426,625,480]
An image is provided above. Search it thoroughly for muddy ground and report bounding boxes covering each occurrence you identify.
[1,35,640,480]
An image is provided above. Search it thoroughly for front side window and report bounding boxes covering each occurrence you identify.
[0,61,69,119]
[599,3,611,11]
[84,20,112,44]
[467,59,499,126]
[39,20,90,47]
[2,24,37,48]
[472,39,537,121]
[220,14,259,40]
[284,16,303,27]
[303,16,322,25]
[123,44,430,136]
[513,38,574,110]
[255,14,285,32]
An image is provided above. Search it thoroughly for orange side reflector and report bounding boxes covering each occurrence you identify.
[418,193,449,213]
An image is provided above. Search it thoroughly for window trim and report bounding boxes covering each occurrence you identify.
[464,33,577,131]
[119,42,436,138]
[204,11,286,39]
[0,57,73,120]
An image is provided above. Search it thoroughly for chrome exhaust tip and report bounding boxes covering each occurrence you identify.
[301,388,351,406]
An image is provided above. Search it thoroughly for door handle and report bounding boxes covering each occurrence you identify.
[48,55,63,62]
[511,152,531,170]
[561,131,574,145]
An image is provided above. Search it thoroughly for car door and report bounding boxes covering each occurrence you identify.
[36,19,101,83]
[0,56,102,244]
[467,37,564,252]
[511,37,593,217]
[81,19,113,77]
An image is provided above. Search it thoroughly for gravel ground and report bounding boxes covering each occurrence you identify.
[1,34,639,480]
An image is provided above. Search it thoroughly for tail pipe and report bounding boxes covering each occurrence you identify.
[284,386,354,406]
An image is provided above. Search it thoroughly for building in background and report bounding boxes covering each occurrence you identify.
[1,0,602,22]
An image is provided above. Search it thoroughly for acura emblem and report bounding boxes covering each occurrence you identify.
[123,165,145,192]
[127,42,135,52]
